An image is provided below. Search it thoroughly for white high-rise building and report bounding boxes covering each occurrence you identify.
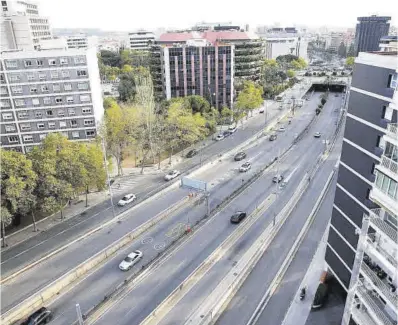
[0,0,52,51]
[127,30,155,51]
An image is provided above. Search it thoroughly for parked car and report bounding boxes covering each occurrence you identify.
[272,175,284,183]
[119,250,143,271]
[239,162,251,172]
[269,134,277,141]
[164,170,180,181]
[234,152,247,161]
[228,125,237,133]
[186,149,198,158]
[223,130,231,137]
[215,133,225,141]
[230,211,247,224]
[117,193,136,206]
[314,132,321,138]
[259,107,265,113]
[21,307,52,325]
[278,127,286,132]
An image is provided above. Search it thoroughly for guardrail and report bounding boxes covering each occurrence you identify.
[2,195,199,325]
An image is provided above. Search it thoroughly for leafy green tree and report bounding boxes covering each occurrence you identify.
[347,43,355,57]
[1,208,12,247]
[287,69,296,78]
[120,49,132,66]
[121,64,133,74]
[185,95,211,114]
[236,81,264,117]
[346,57,355,67]
[100,50,121,67]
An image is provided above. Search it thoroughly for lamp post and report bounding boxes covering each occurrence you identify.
[101,137,116,218]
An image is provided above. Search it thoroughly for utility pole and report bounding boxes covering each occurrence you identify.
[76,304,84,325]
[101,137,116,218]
[273,149,280,226]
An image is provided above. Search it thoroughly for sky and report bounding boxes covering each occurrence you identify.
[38,0,396,31]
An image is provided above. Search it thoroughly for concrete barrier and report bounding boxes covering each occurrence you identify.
[1,195,197,325]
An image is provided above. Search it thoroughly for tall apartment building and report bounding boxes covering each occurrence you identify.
[0,0,52,51]
[150,42,234,109]
[325,52,397,325]
[329,32,344,52]
[127,31,155,51]
[354,16,391,56]
[0,48,104,153]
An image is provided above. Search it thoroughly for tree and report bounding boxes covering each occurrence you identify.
[346,57,355,67]
[0,208,12,247]
[338,42,347,58]
[121,64,133,74]
[120,49,132,67]
[118,72,136,102]
[236,81,264,117]
[347,43,355,57]
[185,95,211,114]
[287,69,296,78]
[100,50,121,67]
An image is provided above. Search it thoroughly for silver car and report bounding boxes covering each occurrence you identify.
[119,250,143,271]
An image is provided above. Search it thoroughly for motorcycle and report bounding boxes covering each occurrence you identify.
[300,287,306,300]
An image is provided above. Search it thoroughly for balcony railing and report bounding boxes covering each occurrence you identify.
[380,155,398,175]
[368,210,397,244]
[387,123,397,138]
[351,299,378,325]
[361,262,398,307]
[367,234,397,268]
[357,286,396,325]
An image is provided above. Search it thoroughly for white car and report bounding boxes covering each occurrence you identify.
[215,134,225,141]
[164,170,180,181]
[314,132,321,138]
[119,250,143,271]
[259,107,265,113]
[228,125,237,133]
[278,127,286,132]
[239,162,251,172]
[117,193,136,206]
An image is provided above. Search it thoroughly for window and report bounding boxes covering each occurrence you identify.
[72,131,80,138]
[382,105,393,121]
[50,71,59,79]
[39,134,47,140]
[41,85,49,93]
[77,70,87,77]
[74,57,86,64]
[37,59,44,66]
[84,119,94,126]
[53,84,61,92]
[48,121,56,128]
[68,108,76,116]
[55,97,63,104]
[23,135,33,142]
[35,111,43,118]
[11,86,22,94]
[58,109,65,117]
[43,97,51,105]
[15,99,25,107]
[30,86,38,93]
[80,94,90,102]
[20,123,31,131]
[82,107,92,114]
[9,75,20,82]
[5,125,16,132]
[32,98,40,106]
[60,58,68,65]
[62,70,70,78]
[17,111,28,118]
[5,60,17,68]
[48,59,56,66]
[388,73,397,89]
[24,60,33,67]
[0,100,10,108]
[8,136,19,143]
[27,74,35,81]
[2,112,13,120]
[39,72,46,80]
[64,83,72,91]
[46,110,53,116]
[59,121,67,128]
[86,130,95,137]
[37,123,45,129]
[70,120,78,127]
[66,96,74,103]
[78,83,88,90]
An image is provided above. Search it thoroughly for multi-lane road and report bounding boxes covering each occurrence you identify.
[2,82,346,325]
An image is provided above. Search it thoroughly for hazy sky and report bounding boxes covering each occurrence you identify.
[38,0,396,31]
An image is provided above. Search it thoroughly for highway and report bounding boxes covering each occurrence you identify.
[0,81,310,285]
[56,93,344,325]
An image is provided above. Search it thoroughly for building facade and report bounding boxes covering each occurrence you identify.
[325,52,397,325]
[379,36,398,53]
[0,0,52,51]
[127,31,155,51]
[329,32,344,53]
[0,48,104,153]
[354,16,391,56]
[151,44,234,109]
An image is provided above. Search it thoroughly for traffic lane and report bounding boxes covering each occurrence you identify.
[1,186,191,313]
[213,156,337,325]
[157,135,328,325]
[0,173,163,277]
[47,198,209,325]
[255,177,337,325]
[95,133,322,325]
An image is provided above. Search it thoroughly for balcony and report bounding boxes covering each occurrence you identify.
[370,187,398,219]
[357,285,397,325]
[368,209,397,244]
[361,262,397,307]
[387,124,397,139]
[366,234,397,276]
[380,155,398,176]
[352,298,378,325]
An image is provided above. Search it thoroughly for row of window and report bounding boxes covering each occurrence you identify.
[7,82,89,95]
[5,119,94,133]
[5,69,88,83]
[1,94,91,108]
[2,106,92,121]
[4,57,86,69]
[7,129,96,144]
[375,171,397,200]
[29,18,48,24]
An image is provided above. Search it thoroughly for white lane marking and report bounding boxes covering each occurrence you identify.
[154,242,166,251]
[141,237,153,245]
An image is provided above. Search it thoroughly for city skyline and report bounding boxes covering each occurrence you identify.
[38,0,396,31]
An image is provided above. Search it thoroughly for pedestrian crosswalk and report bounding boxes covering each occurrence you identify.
[110,177,139,195]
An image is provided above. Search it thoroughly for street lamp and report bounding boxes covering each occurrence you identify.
[101,137,116,218]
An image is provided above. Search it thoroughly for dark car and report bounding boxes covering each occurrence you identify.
[186,149,198,158]
[230,211,247,224]
[223,130,231,137]
[21,307,52,325]
[272,175,284,183]
[234,152,247,161]
[269,134,277,141]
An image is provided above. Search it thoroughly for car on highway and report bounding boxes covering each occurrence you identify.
[269,134,277,141]
[278,127,286,132]
[117,193,136,206]
[186,149,198,158]
[228,125,237,133]
[230,211,247,224]
[119,250,143,271]
[234,152,247,161]
[314,132,321,138]
[215,133,225,141]
[239,162,251,172]
[21,307,52,325]
[164,170,180,181]
[272,175,284,183]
